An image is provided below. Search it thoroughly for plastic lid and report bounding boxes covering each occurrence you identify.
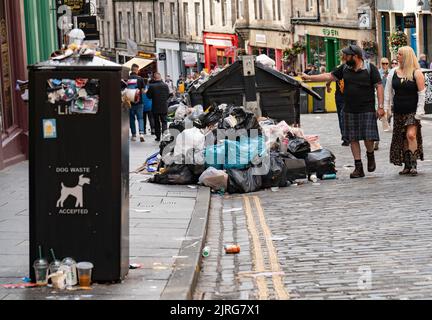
[61,257,76,265]
[33,258,48,267]
[76,262,94,270]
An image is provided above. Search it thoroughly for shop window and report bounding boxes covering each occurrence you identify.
[308,36,326,68]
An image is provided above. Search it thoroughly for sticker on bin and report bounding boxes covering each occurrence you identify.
[43,119,57,139]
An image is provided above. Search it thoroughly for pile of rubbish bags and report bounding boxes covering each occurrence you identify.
[147,102,337,194]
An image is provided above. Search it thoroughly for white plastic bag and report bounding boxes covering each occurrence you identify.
[174,127,205,163]
[199,167,228,191]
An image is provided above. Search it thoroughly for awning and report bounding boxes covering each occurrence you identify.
[204,39,233,47]
[123,57,154,70]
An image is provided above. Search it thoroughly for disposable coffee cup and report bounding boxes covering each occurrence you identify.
[76,262,94,287]
[49,260,62,274]
[33,259,49,286]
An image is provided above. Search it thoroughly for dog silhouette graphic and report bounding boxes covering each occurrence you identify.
[56,175,91,208]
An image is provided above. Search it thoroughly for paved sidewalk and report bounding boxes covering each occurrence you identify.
[0,137,210,300]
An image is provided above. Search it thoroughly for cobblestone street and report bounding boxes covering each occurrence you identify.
[194,113,432,300]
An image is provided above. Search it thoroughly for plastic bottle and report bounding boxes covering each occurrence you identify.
[202,246,211,257]
[322,173,337,180]
[309,174,318,183]
[61,257,78,287]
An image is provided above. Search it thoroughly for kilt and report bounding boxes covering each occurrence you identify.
[343,112,380,142]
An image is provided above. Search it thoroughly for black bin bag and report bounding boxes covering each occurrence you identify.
[305,149,336,178]
[281,153,307,182]
[288,138,311,159]
[227,168,262,194]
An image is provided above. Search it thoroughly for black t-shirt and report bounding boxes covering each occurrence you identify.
[332,62,382,113]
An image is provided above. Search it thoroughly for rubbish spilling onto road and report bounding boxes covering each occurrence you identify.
[138,101,337,194]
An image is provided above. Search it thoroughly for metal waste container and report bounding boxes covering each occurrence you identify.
[28,56,129,282]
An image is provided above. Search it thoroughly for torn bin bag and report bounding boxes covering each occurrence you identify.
[150,164,197,185]
[261,153,288,188]
[288,138,311,159]
[282,153,307,182]
[305,149,337,178]
[227,168,262,194]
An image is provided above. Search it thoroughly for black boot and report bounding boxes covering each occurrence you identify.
[350,161,365,179]
[408,150,418,176]
[399,151,411,175]
[366,151,376,172]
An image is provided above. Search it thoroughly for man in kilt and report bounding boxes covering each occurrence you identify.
[302,45,385,178]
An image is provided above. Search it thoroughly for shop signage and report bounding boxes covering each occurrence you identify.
[182,52,197,67]
[76,15,99,40]
[138,52,156,59]
[158,52,167,61]
[358,12,371,29]
[322,28,339,37]
[256,34,267,43]
[56,0,90,16]
[403,15,416,28]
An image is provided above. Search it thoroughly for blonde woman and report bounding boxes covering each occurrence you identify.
[384,46,426,176]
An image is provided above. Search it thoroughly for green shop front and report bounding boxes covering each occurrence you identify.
[302,25,375,72]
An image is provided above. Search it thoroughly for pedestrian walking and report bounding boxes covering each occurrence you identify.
[374,57,392,150]
[302,45,384,178]
[165,75,176,98]
[142,78,155,136]
[326,54,349,147]
[127,64,145,142]
[384,46,426,176]
[146,72,170,142]
[418,53,429,69]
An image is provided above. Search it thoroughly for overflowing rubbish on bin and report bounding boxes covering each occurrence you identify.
[47,78,100,114]
[138,101,337,194]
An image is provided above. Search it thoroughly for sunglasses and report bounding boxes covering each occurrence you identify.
[391,62,397,64]
[382,62,389,65]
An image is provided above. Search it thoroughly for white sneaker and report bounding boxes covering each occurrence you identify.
[140,134,145,142]
[131,136,137,142]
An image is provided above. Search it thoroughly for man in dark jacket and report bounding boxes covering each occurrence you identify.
[146,72,170,141]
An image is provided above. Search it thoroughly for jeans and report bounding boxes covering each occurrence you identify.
[129,104,144,136]
[336,98,347,142]
[154,113,168,139]
[144,111,155,133]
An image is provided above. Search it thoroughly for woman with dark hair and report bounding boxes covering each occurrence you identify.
[142,78,155,136]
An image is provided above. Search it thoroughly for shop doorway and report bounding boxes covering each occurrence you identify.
[325,38,338,72]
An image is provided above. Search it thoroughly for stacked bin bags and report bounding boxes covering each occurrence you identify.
[150,103,337,193]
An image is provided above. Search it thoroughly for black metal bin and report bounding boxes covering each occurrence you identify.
[28,56,129,282]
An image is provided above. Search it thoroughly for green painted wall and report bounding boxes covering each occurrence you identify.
[24,0,58,65]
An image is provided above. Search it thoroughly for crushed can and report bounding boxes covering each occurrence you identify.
[224,245,241,254]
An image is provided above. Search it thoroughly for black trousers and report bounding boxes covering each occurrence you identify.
[143,111,155,133]
[153,113,168,139]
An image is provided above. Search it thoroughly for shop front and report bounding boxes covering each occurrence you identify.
[0,0,28,170]
[247,30,290,72]
[296,25,374,72]
[156,39,181,84]
[203,32,238,71]
[180,42,205,76]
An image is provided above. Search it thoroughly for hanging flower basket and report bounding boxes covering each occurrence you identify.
[361,40,378,58]
[282,41,306,63]
[388,31,408,55]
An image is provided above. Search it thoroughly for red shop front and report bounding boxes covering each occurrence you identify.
[203,32,238,72]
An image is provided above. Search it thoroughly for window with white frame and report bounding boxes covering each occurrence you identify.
[127,12,132,39]
[306,0,313,12]
[170,3,175,34]
[324,0,330,11]
[222,0,227,26]
[195,2,201,36]
[338,0,346,13]
[160,3,164,34]
[210,0,214,25]
[138,12,143,42]
[148,12,154,42]
[183,3,189,36]
[237,0,243,19]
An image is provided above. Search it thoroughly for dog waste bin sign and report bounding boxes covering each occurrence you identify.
[28,56,129,282]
